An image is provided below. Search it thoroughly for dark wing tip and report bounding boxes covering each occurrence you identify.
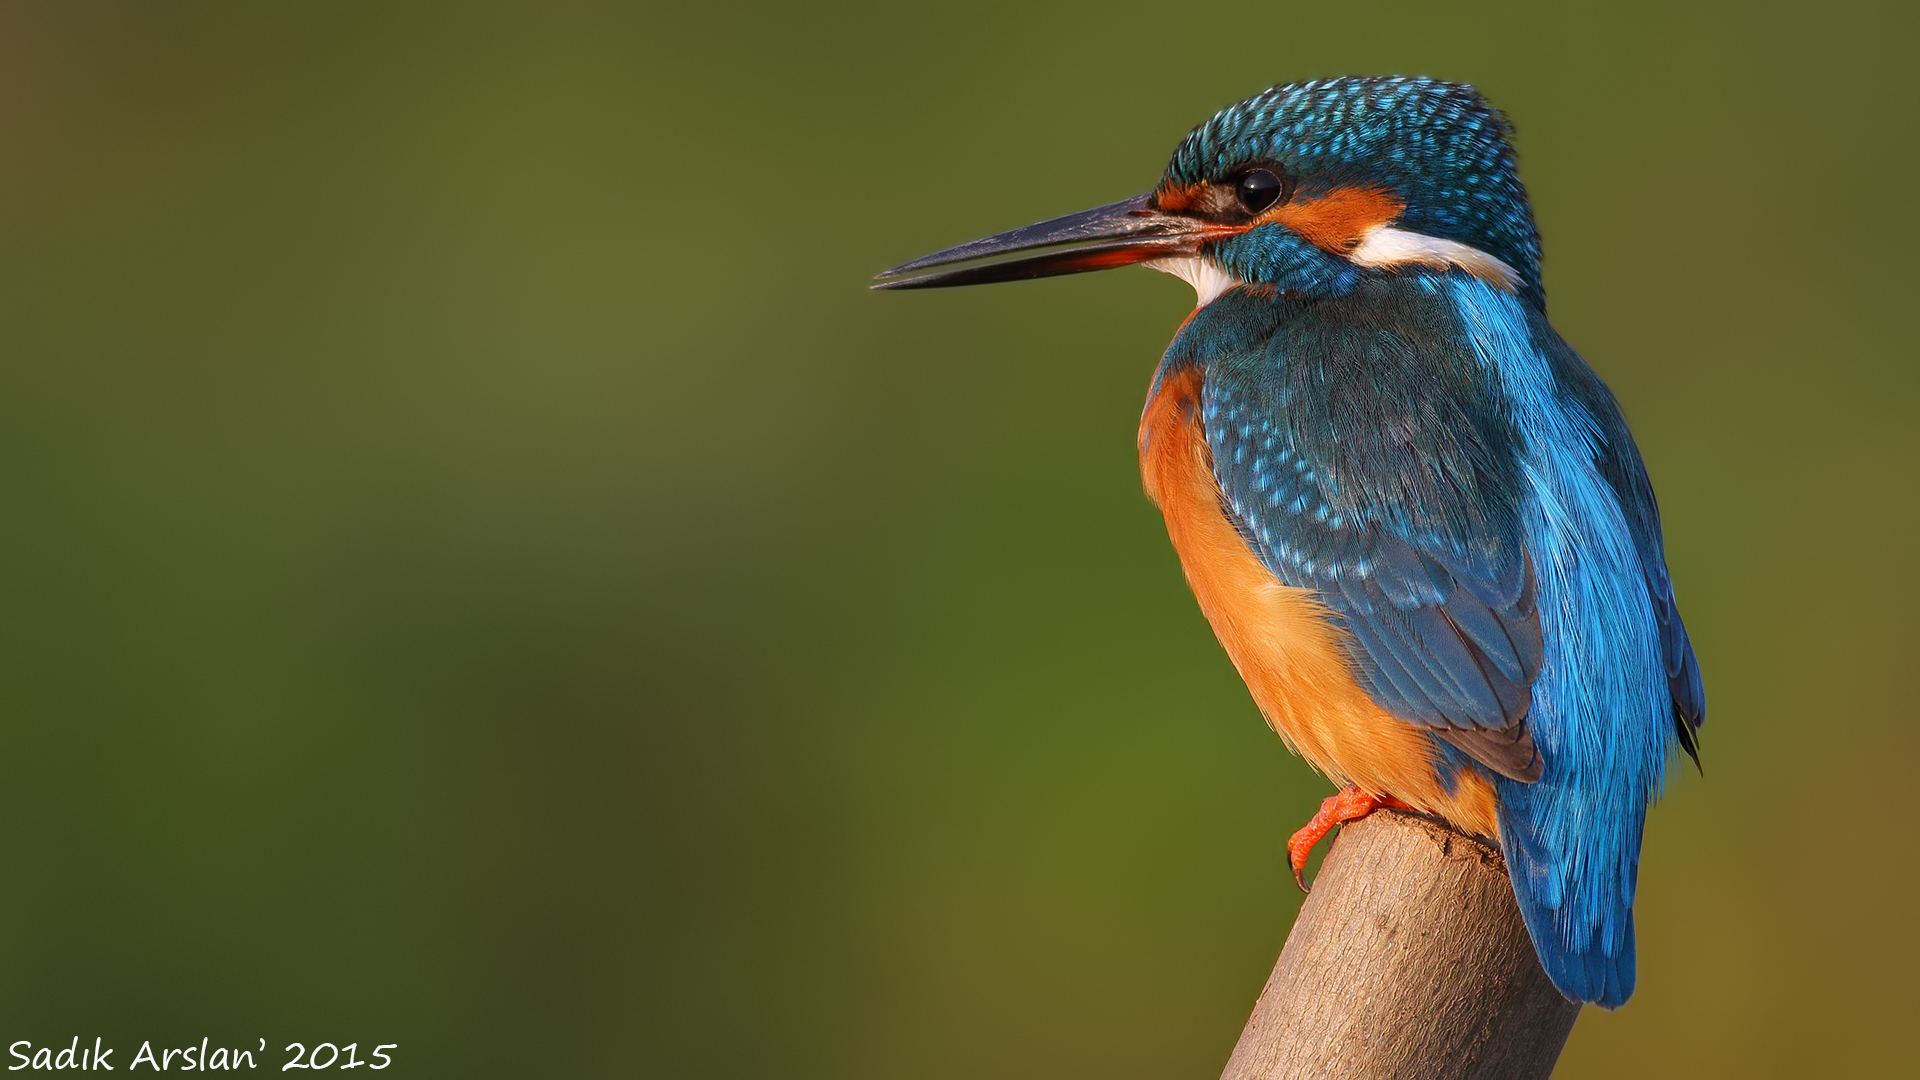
[1441,723,1544,783]
[1676,708,1703,774]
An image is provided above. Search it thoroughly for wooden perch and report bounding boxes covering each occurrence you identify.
[1220,810,1582,1080]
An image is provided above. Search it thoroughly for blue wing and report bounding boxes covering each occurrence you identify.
[1546,335,1707,758]
[1179,281,1546,782]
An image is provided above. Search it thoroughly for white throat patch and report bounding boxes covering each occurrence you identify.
[1144,255,1241,308]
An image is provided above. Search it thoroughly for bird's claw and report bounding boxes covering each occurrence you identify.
[1286,786,1412,893]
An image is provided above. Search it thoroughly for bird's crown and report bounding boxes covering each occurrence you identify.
[1160,76,1544,307]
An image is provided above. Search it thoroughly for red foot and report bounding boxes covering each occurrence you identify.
[1287,786,1413,893]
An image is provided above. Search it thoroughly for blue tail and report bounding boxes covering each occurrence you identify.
[1495,773,1645,1009]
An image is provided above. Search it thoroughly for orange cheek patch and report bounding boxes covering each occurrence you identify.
[1152,183,1206,213]
[1152,183,1403,253]
[1268,186,1404,254]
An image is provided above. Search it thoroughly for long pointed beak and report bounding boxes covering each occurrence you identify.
[871,194,1223,290]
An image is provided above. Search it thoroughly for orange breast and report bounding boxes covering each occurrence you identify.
[1138,366,1499,840]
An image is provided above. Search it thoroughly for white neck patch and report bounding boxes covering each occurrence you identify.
[1349,225,1521,292]
[1144,255,1241,308]
[1143,226,1520,308]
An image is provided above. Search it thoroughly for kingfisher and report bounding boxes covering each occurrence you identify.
[873,76,1703,1008]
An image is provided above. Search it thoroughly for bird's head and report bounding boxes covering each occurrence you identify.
[875,76,1544,310]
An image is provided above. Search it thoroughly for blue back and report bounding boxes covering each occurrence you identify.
[1156,270,1704,1007]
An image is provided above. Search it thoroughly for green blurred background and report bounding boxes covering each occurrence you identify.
[0,1,1913,1076]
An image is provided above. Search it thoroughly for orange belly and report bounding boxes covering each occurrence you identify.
[1138,366,1499,840]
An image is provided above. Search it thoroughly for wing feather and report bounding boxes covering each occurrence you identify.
[1194,283,1545,782]
[1535,328,1706,761]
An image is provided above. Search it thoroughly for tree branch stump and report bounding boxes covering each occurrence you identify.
[1220,809,1582,1080]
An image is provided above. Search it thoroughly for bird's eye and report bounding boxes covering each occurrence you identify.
[1236,169,1284,214]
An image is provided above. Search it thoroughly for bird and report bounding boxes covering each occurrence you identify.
[872,75,1703,1009]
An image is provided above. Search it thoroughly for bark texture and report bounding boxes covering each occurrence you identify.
[1220,810,1582,1080]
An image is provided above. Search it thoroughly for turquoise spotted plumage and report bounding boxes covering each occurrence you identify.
[1170,77,1544,307]
[876,75,1704,1009]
